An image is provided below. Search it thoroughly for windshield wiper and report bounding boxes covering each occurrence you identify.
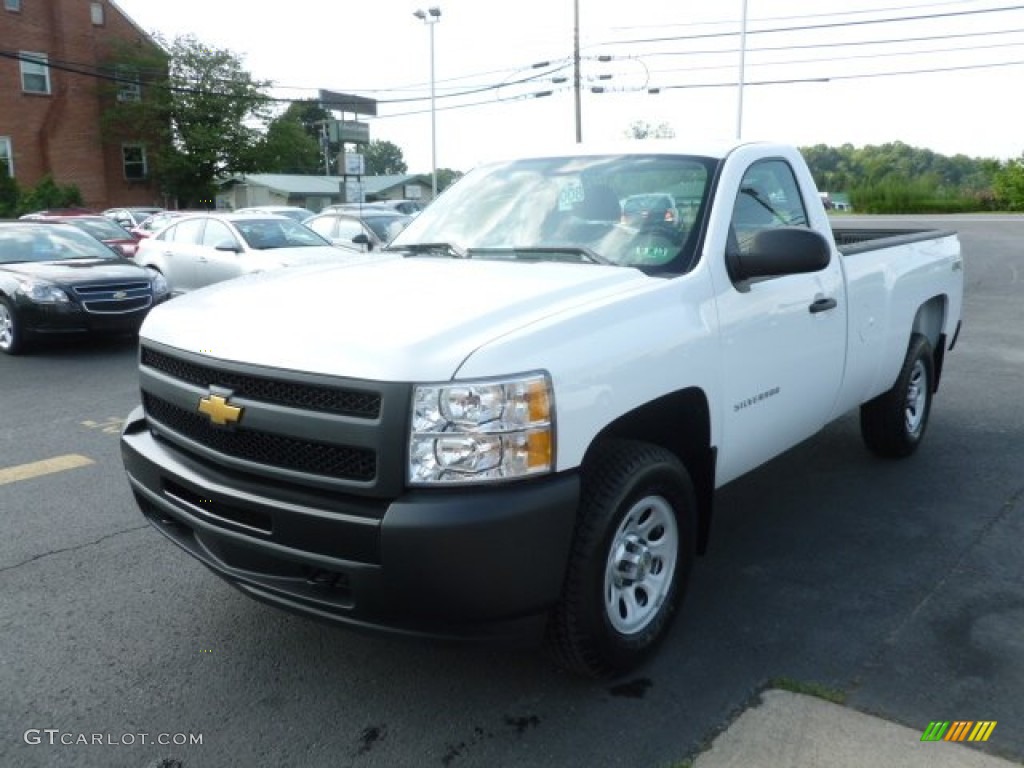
[393,241,467,258]
[740,187,787,224]
[467,246,615,266]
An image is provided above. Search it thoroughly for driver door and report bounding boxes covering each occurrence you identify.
[714,158,846,484]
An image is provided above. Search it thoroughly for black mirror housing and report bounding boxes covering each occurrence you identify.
[728,226,831,283]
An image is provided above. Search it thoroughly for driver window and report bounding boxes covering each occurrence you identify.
[729,159,809,256]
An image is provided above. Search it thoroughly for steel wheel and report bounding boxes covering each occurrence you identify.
[0,297,24,355]
[604,495,679,635]
[861,333,933,458]
[904,359,928,437]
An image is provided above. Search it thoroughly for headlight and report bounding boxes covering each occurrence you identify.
[409,372,554,485]
[148,270,169,295]
[17,280,69,304]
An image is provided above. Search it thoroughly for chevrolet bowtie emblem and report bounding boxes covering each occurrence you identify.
[112,290,128,299]
[197,393,243,426]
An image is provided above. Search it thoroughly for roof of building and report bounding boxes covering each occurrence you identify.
[219,174,431,197]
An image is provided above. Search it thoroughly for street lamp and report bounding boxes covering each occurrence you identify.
[414,6,441,198]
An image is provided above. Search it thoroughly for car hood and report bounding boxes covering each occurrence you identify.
[1,259,151,284]
[141,256,652,381]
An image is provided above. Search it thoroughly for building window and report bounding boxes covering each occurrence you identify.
[0,137,13,179]
[20,52,51,94]
[90,2,104,25]
[5,0,22,13]
[116,67,142,102]
[122,144,148,180]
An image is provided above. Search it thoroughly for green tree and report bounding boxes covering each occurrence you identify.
[252,106,322,174]
[993,157,1024,211]
[0,168,19,218]
[104,35,271,206]
[362,140,407,175]
[624,120,675,139]
[435,168,463,192]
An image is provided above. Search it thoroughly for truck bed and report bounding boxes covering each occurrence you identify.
[832,227,957,256]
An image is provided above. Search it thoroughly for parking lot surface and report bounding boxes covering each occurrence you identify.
[1,215,1022,767]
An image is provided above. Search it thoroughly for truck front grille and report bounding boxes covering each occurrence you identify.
[144,393,377,482]
[142,346,381,419]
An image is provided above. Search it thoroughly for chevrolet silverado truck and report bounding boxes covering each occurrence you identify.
[120,141,963,677]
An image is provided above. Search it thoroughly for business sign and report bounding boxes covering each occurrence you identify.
[318,90,378,116]
[343,153,365,176]
[343,179,364,203]
[328,120,370,145]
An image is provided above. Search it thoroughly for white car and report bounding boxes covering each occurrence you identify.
[135,213,354,294]
[234,205,316,223]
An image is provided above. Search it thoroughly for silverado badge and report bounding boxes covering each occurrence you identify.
[197,393,242,426]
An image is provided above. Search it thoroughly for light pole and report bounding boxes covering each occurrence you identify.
[414,6,441,198]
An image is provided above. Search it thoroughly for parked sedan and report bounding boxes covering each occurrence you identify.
[303,210,412,251]
[235,205,316,223]
[0,221,170,355]
[37,214,143,258]
[135,213,360,295]
[103,206,165,230]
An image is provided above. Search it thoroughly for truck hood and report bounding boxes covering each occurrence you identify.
[141,256,651,381]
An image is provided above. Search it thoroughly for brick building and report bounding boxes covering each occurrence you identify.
[0,0,164,209]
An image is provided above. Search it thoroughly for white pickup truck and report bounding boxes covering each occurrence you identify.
[120,141,963,677]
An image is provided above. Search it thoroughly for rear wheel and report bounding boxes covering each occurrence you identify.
[0,297,26,355]
[860,333,934,457]
[547,440,696,678]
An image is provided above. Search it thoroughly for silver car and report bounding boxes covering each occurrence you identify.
[135,213,353,295]
[303,210,412,252]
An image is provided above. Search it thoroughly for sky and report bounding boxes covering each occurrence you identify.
[111,0,1024,175]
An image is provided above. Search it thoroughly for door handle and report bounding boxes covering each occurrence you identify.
[809,297,837,314]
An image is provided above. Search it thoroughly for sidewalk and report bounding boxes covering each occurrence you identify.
[694,689,1020,768]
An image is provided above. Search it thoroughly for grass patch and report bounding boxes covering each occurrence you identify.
[767,677,847,705]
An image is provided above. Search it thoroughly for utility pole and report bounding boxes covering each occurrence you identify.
[574,0,582,143]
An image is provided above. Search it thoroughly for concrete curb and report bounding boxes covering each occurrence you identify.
[693,689,1018,768]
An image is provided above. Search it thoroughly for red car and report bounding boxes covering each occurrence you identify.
[19,213,142,257]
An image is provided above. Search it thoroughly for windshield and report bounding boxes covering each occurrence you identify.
[390,153,718,272]
[233,218,332,250]
[0,225,120,263]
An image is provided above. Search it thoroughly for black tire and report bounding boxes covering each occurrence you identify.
[860,333,934,458]
[547,440,696,678]
[0,296,26,355]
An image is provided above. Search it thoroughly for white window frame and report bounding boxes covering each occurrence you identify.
[20,52,51,95]
[115,66,142,102]
[122,144,148,181]
[5,0,22,13]
[90,2,104,25]
[0,137,13,179]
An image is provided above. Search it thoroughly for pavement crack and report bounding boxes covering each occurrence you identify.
[0,524,150,573]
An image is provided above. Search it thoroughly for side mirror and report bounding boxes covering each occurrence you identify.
[728,226,831,283]
[214,240,241,253]
[352,233,372,251]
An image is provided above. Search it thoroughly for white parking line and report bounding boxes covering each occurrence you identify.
[0,454,95,487]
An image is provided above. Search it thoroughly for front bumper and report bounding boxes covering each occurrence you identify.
[19,295,167,337]
[120,407,580,643]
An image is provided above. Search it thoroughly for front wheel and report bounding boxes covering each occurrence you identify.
[0,297,26,355]
[860,333,934,457]
[547,440,696,678]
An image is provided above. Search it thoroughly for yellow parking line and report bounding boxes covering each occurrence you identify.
[0,454,95,486]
